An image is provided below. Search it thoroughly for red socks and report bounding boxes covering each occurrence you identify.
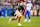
[18,17,21,23]
[11,16,21,23]
[12,18,17,20]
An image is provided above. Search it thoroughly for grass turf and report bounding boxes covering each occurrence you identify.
[0,16,40,27]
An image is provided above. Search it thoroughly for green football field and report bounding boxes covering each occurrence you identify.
[0,16,40,27]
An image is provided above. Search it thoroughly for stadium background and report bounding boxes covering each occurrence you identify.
[0,0,40,16]
[0,0,40,27]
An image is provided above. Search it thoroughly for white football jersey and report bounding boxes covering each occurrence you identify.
[26,3,33,11]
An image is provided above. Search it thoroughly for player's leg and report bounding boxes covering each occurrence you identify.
[8,15,18,23]
[8,18,17,23]
[24,10,28,22]
[28,11,31,22]
[18,16,22,26]
[18,17,21,23]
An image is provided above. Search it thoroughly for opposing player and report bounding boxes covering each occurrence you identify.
[24,1,33,22]
[8,9,22,26]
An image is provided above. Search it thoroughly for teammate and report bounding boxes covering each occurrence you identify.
[24,1,33,22]
[8,9,22,26]
[8,7,11,17]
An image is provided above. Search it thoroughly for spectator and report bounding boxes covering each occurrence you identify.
[8,7,11,17]
[33,7,35,16]
[2,7,7,17]
[37,4,39,16]
[0,7,2,17]
[37,1,39,4]
[13,7,17,16]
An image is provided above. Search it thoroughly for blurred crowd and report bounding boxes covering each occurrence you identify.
[0,0,40,5]
[0,0,40,17]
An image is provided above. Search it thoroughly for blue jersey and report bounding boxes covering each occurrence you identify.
[8,8,11,13]
[8,8,11,17]
[13,9,17,12]
[2,8,6,13]
[0,9,2,13]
